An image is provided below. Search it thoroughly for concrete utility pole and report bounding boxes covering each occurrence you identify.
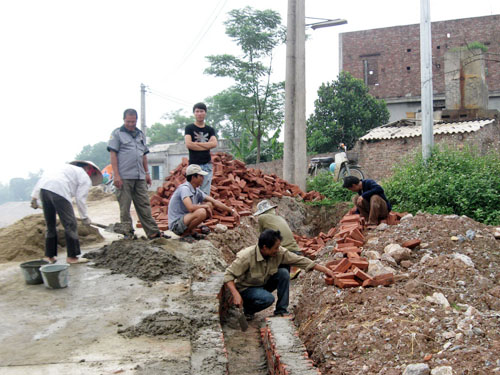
[420,0,434,161]
[284,0,306,190]
[140,83,147,137]
[284,2,347,190]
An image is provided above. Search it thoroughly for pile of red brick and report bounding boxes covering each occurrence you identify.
[322,210,406,288]
[296,211,404,260]
[295,209,407,288]
[144,152,324,231]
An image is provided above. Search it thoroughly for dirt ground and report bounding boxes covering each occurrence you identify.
[1,189,499,374]
[292,213,500,375]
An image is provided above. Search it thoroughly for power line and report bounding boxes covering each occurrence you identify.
[175,0,229,71]
[147,87,192,107]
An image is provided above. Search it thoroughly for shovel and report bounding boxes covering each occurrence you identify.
[90,222,128,235]
[237,306,248,332]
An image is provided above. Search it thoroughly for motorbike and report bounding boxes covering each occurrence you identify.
[308,143,365,181]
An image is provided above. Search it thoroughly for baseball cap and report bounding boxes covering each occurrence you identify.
[186,164,208,176]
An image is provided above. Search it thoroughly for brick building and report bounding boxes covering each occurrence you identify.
[340,14,500,121]
[352,116,500,182]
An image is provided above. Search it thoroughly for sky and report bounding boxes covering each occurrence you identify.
[1,0,499,184]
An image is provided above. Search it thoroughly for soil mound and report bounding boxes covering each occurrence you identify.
[292,213,500,374]
[85,240,188,281]
[87,186,116,201]
[119,311,194,339]
[0,214,104,263]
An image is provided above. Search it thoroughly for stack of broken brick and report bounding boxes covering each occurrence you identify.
[143,152,324,231]
[301,209,407,289]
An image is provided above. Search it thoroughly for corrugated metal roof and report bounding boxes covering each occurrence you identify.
[360,119,495,141]
[148,143,176,152]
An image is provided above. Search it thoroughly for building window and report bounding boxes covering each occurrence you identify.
[151,165,161,180]
[407,48,412,52]
[406,66,411,71]
[363,59,379,85]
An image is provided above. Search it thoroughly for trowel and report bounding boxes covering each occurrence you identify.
[237,306,248,332]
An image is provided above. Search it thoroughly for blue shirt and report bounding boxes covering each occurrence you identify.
[107,126,149,179]
[359,179,392,211]
[168,181,206,227]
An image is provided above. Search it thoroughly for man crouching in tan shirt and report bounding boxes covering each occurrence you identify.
[224,229,334,320]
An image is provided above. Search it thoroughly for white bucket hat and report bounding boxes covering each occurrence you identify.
[253,200,277,216]
[70,160,103,186]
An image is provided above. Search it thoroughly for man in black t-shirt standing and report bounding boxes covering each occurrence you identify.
[184,102,217,196]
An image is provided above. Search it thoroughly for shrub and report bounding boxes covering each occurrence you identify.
[306,170,354,205]
[383,146,500,225]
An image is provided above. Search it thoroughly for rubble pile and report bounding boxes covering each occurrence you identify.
[293,212,500,374]
[145,152,323,231]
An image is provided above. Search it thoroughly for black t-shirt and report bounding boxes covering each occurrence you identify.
[184,123,216,165]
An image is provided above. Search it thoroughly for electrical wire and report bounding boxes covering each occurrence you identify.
[175,0,229,71]
[147,87,192,107]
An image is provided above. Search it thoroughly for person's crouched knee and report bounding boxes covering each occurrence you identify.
[276,267,290,279]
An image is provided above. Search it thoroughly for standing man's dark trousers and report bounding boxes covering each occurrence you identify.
[240,268,290,316]
[39,189,81,258]
[116,179,159,237]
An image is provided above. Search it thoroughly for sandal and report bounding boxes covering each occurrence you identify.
[179,235,196,243]
[148,231,171,240]
[200,225,211,235]
[191,232,206,240]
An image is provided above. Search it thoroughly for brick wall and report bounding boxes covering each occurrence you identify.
[341,14,500,100]
[247,152,334,179]
[353,121,500,182]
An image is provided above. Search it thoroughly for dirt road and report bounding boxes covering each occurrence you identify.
[0,199,227,375]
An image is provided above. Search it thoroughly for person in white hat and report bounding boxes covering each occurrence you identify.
[254,199,302,279]
[30,160,103,264]
[168,164,239,242]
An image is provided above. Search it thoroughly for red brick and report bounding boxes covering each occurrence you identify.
[352,267,372,281]
[387,212,398,225]
[335,278,361,288]
[335,246,361,254]
[343,238,364,247]
[349,227,365,242]
[349,258,369,271]
[402,239,421,249]
[331,258,351,273]
[340,214,361,223]
[324,276,335,285]
[335,272,356,279]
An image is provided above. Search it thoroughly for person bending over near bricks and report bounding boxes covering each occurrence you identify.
[343,176,392,228]
[168,164,239,243]
[224,229,335,320]
[254,200,302,279]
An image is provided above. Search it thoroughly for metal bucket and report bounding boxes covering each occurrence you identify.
[40,264,69,289]
[20,260,49,285]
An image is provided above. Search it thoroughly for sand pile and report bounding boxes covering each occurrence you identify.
[0,214,104,263]
[85,240,188,281]
[87,186,116,202]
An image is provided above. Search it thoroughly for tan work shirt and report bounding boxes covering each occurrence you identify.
[258,213,301,254]
[223,245,316,291]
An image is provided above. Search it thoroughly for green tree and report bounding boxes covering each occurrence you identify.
[205,7,286,163]
[75,142,109,169]
[307,72,390,153]
[147,109,192,145]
